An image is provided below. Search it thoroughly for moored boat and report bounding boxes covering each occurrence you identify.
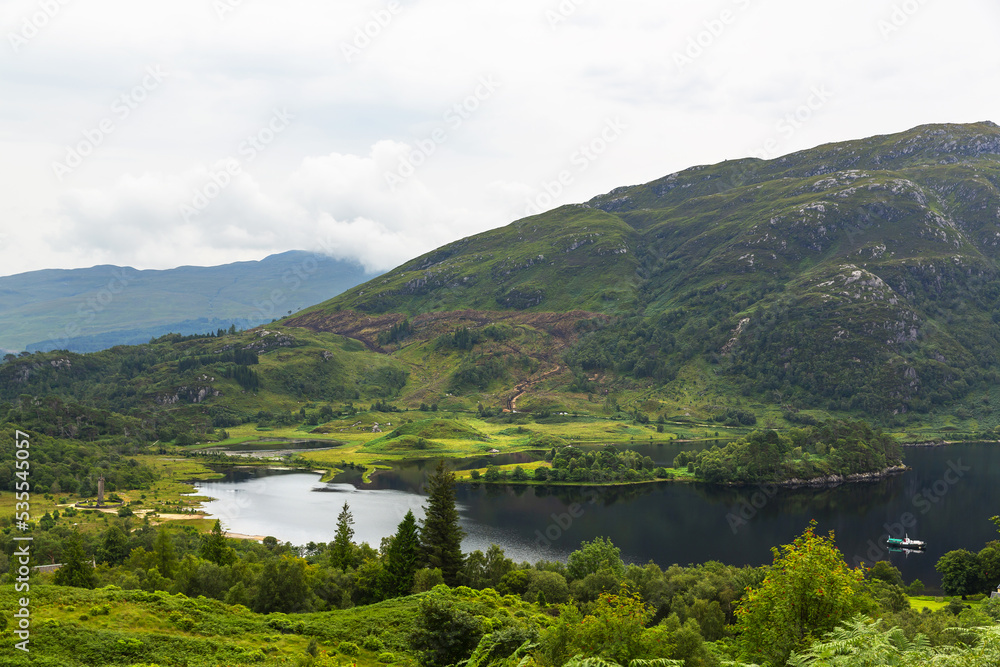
[886,534,926,549]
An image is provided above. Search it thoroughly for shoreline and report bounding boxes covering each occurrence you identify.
[462,464,910,489]
[902,439,1000,447]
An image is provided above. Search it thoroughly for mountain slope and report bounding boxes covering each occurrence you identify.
[5,122,1000,430]
[311,205,641,316]
[286,121,1000,420]
[0,251,379,354]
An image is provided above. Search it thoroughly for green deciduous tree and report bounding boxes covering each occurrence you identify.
[420,461,465,585]
[354,556,388,605]
[483,543,514,589]
[253,554,315,614]
[538,589,675,666]
[408,592,483,667]
[735,521,874,667]
[868,560,904,588]
[567,536,626,581]
[936,549,983,598]
[979,541,1000,592]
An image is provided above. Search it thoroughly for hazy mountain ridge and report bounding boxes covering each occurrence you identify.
[0,251,379,354]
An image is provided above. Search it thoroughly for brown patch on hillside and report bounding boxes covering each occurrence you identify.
[284,310,408,351]
[283,309,607,353]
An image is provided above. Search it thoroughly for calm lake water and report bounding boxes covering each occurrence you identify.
[191,442,1000,591]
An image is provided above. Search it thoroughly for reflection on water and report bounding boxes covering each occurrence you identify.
[192,444,1000,591]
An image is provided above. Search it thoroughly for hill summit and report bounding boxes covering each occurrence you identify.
[287,121,1000,420]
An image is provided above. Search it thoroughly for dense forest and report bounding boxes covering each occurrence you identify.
[676,420,904,484]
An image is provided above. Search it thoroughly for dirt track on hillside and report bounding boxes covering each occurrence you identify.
[284,309,607,353]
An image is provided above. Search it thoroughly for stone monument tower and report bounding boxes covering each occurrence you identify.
[97,474,105,506]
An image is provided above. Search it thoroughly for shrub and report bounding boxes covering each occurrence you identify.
[412,568,445,593]
[362,634,385,652]
[408,594,483,667]
[337,642,360,656]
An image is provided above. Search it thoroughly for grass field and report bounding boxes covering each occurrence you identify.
[907,594,989,612]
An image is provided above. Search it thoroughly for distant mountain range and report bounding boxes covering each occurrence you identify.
[0,251,378,353]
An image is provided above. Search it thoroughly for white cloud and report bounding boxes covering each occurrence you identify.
[54,140,516,273]
[1,0,998,275]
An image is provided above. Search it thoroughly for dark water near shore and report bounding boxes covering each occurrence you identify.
[192,443,1000,591]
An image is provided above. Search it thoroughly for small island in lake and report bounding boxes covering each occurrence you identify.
[468,420,905,487]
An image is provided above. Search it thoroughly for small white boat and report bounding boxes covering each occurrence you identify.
[886,534,926,550]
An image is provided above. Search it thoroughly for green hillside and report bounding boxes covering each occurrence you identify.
[303,205,641,316]
[4,122,1000,433]
[284,121,1000,424]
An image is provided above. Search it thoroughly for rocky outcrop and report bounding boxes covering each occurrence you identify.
[154,385,221,405]
[772,464,908,488]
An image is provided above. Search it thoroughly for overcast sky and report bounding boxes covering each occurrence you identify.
[1,0,997,277]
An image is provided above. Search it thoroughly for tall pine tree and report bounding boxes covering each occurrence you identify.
[97,524,131,566]
[384,510,421,596]
[54,530,96,588]
[330,501,356,570]
[199,520,235,565]
[420,461,465,585]
[154,526,176,577]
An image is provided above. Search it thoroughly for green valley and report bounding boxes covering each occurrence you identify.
[8,122,1000,667]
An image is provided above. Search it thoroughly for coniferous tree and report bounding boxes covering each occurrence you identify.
[330,501,356,570]
[199,519,235,566]
[154,526,176,577]
[420,461,465,585]
[384,510,421,596]
[54,530,96,588]
[97,524,131,566]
